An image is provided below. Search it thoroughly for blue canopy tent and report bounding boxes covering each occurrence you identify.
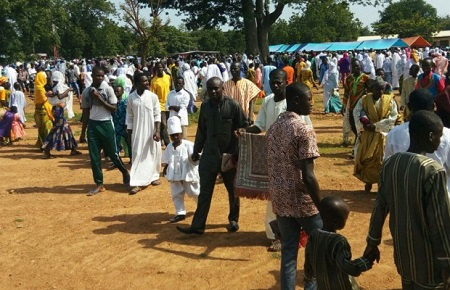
[285,43,306,52]
[276,44,292,52]
[326,41,363,51]
[269,44,285,53]
[356,38,408,50]
[298,43,332,52]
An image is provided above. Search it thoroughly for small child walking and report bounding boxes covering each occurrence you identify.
[10,106,26,141]
[0,106,15,145]
[41,104,81,159]
[305,196,375,290]
[161,116,199,223]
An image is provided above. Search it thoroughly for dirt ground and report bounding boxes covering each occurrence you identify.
[0,90,402,289]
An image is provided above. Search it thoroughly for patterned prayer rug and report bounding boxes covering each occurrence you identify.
[235,133,269,200]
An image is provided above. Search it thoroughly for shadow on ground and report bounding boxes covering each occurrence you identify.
[92,212,268,262]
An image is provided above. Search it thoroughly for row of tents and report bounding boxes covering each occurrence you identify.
[269,36,431,53]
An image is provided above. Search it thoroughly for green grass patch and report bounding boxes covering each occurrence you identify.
[188,107,201,124]
[271,253,281,259]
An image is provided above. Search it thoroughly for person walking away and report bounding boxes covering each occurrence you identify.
[9,83,27,126]
[305,196,374,290]
[364,110,450,289]
[267,82,323,290]
[400,64,419,121]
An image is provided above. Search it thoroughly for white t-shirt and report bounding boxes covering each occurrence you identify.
[81,82,117,121]
[385,122,450,194]
[165,89,190,126]
[254,94,312,132]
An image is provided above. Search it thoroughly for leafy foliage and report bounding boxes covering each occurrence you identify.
[372,0,440,40]
[270,0,367,44]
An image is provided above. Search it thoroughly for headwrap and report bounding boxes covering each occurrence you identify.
[182,63,190,72]
[114,76,126,88]
[34,71,54,121]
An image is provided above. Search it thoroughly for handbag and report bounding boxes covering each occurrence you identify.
[221,153,236,172]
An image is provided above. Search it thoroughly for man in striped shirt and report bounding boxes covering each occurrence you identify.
[223,62,261,123]
[365,111,450,289]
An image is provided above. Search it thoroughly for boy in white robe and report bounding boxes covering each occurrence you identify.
[162,116,200,223]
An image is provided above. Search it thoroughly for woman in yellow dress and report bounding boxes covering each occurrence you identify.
[34,67,54,148]
[299,61,318,104]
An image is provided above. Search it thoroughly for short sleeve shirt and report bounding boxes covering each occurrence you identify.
[266,111,320,218]
[81,81,117,121]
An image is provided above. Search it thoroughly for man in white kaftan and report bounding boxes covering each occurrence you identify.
[126,73,162,194]
[391,49,401,89]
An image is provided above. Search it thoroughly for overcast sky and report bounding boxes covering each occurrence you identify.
[111,0,449,29]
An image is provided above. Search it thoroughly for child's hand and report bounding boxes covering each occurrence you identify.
[363,245,380,263]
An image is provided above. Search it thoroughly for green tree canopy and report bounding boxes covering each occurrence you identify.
[156,0,387,63]
[270,0,365,44]
[372,0,440,40]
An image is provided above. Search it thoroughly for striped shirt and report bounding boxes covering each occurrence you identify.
[306,229,371,290]
[223,78,261,120]
[367,153,450,288]
[343,73,370,112]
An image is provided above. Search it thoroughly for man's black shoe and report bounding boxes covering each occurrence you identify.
[176,226,204,235]
[227,221,239,232]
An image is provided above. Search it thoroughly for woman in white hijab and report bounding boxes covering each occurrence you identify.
[181,63,198,101]
[321,61,339,112]
[51,71,75,119]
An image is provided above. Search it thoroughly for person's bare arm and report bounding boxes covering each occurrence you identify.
[80,108,90,143]
[300,158,321,208]
[57,88,73,99]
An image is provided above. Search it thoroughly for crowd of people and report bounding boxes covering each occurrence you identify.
[0,46,449,289]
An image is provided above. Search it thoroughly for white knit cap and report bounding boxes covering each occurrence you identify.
[167,116,182,135]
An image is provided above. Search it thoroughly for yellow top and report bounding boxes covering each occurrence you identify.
[151,73,172,112]
[0,87,5,102]
[34,71,54,121]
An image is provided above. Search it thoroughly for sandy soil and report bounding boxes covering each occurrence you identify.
[0,90,401,289]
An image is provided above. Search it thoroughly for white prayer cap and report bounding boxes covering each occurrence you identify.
[167,116,182,135]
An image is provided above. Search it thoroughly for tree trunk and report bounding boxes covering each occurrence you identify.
[241,0,259,55]
[257,25,270,65]
[140,42,148,67]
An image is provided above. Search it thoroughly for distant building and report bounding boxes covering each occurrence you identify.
[357,35,398,41]
[432,31,450,47]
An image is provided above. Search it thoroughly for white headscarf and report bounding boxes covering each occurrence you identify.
[182,63,190,72]
[51,71,69,93]
[303,60,312,70]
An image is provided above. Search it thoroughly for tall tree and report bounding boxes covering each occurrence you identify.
[372,0,440,40]
[439,15,450,31]
[122,0,168,64]
[284,0,365,43]
[160,0,387,63]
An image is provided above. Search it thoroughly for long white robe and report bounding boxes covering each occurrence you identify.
[126,90,162,186]
[182,69,198,100]
[391,52,401,88]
